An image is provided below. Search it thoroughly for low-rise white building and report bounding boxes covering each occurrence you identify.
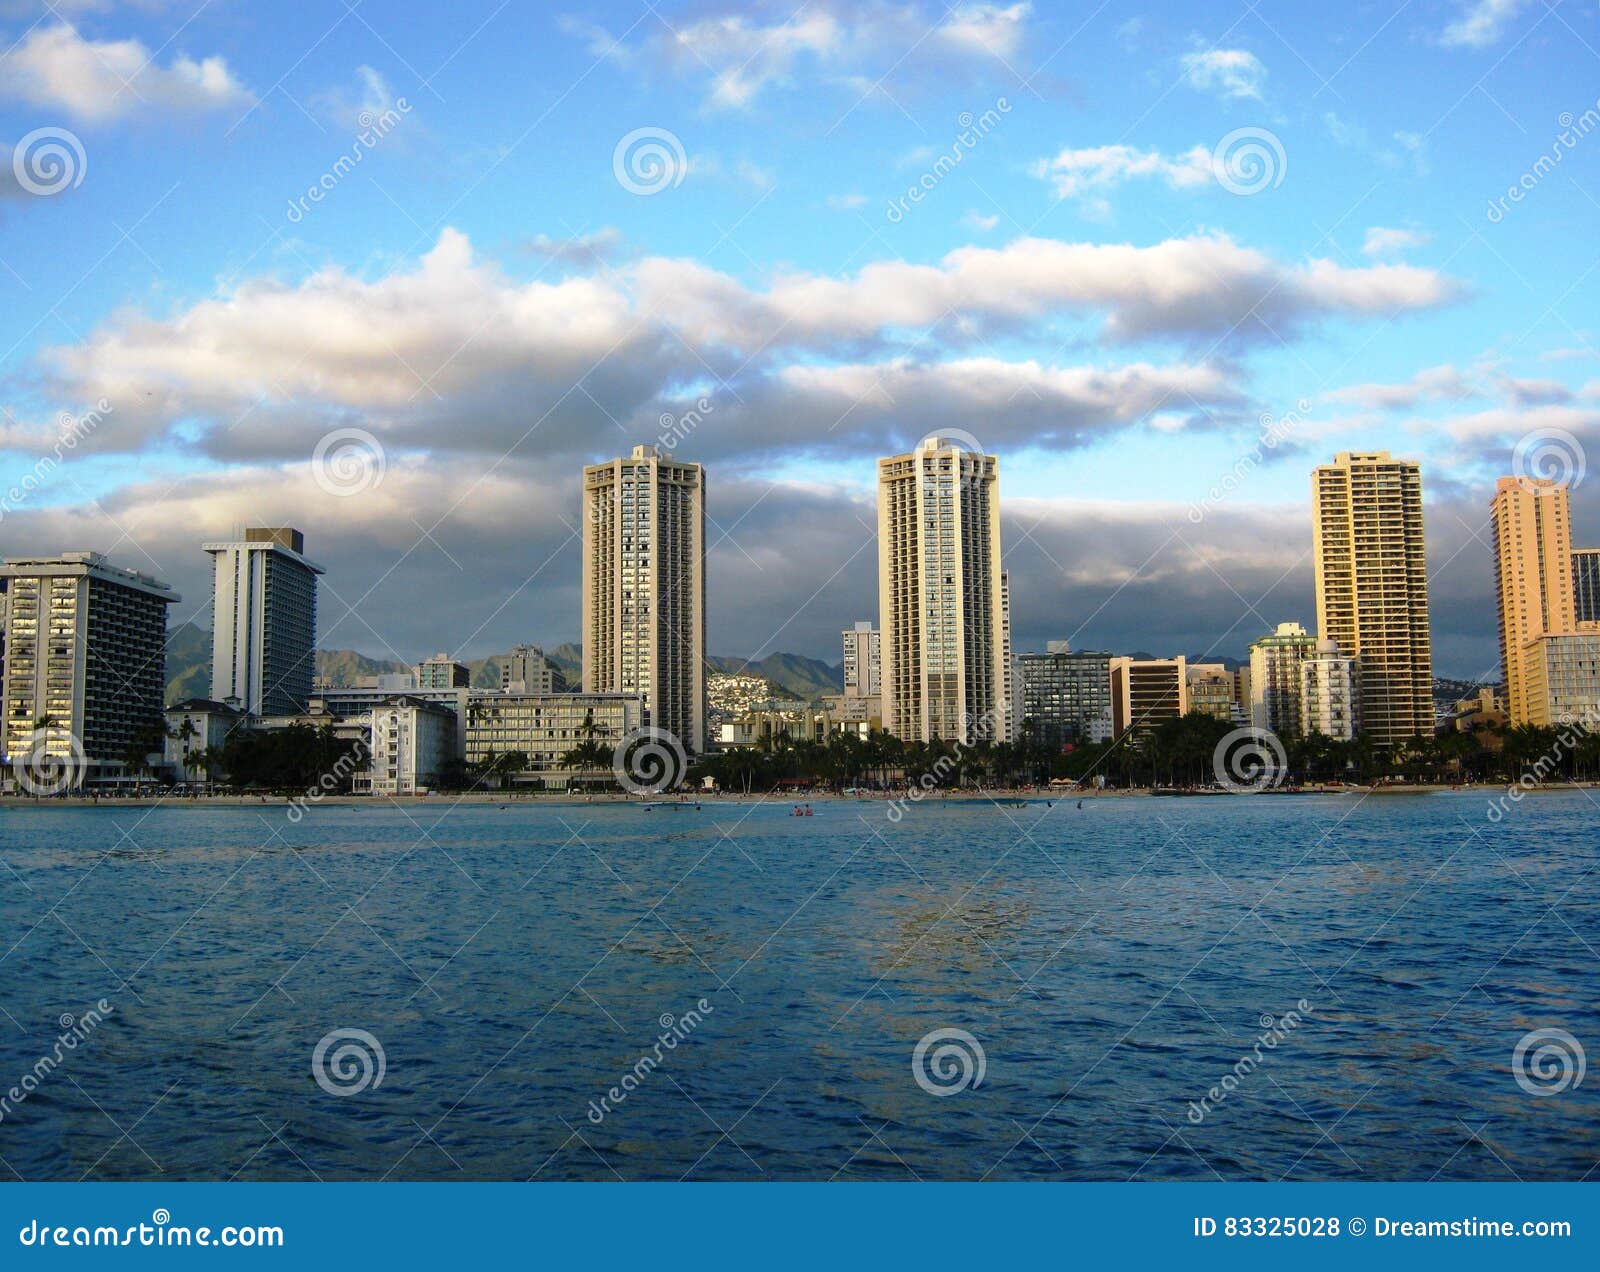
[362,695,457,795]
[465,691,643,789]
[1299,640,1359,741]
[163,698,252,783]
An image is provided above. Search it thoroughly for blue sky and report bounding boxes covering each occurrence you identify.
[2,0,1598,676]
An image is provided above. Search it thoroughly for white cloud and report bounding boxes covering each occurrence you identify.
[935,3,1030,57]
[827,193,868,210]
[600,2,1030,109]
[520,227,622,267]
[1322,364,1477,410]
[1181,48,1265,100]
[1362,226,1431,257]
[960,209,1000,232]
[0,24,253,123]
[1383,130,1429,177]
[18,228,1462,485]
[1031,142,1213,199]
[1440,0,1527,49]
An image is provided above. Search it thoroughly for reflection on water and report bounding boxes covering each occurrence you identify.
[0,792,1595,1181]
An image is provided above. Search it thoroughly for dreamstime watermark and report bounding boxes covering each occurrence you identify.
[9,728,88,796]
[1187,400,1307,523]
[286,740,369,822]
[311,427,386,497]
[286,97,412,222]
[0,399,113,525]
[1487,99,1600,223]
[586,998,714,1124]
[657,396,713,451]
[612,726,688,794]
[11,126,87,196]
[312,1027,386,1096]
[1212,727,1288,793]
[1512,425,1585,492]
[1212,127,1286,196]
[613,127,687,195]
[912,1027,986,1097]
[886,99,1011,223]
[1187,1000,1313,1123]
[1485,705,1599,823]
[0,1000,114,1124]
[1512,1028,1585,1096]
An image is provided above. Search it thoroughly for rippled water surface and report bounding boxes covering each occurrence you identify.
[1,792,1595,1180]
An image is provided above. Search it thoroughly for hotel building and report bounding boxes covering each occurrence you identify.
[1248,621,1318,738]
[877,437,1007,744]
[1110,656,1188,739]
[1299,640,1359,741]
[1016,642,1114,746]
[0,552,179,785]
[582,445,706,752]
[1310,452,1434,746]
[416,653,470,690]
[1489,476,1578,725]
[500,644,563,694]
[204,527,323,717]
[363,696,458,795]
[841,622,881,699]
[466,692,643,788]
[1573,548,1600,625]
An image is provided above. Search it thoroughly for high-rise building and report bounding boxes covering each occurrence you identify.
[1017,642,1113,746]
[1299,639,1359,740]
[582,445,706,751]
[416,652,470,689]
[1110,656,1188,738]
[1311,451,1434,746]
[877,436,1007,744]
[1248,621,1317,737]
[204,527,322,717]
[841,622,881,699]
[500,644,563,694]
[999,570,1018,743]
[0,552,179,785]
[1572,548,1600,626]
[1490,477,1577,725]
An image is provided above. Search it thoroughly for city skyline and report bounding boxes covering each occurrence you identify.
[2,4,1598,681]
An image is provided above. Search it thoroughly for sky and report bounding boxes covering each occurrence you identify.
[1,0,1598,679]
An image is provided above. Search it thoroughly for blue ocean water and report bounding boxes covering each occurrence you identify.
[0,792,1594,1181]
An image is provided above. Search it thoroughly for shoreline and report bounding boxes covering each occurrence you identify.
[3,782,1595,809]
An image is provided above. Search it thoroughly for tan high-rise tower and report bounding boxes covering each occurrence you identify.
[1490,476,1577,725]
[582,445,706,751]
[877,436,1008,744]
[1310,451,1433,745]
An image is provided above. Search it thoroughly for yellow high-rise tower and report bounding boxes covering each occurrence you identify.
[1490,476,1576,725]
[1310,451,1433,746]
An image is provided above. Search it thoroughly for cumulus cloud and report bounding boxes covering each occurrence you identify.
[1440,0,1527,49]
[13,229,1461,485]
[1180,48,1265,100]
[0,23,253,123]
[1031,142,1213,199]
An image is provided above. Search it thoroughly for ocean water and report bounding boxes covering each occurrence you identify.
[0,791,1595,1181]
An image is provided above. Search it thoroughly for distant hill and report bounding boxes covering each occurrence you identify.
[164,622,213,704]
[709,652,842,699]
[164,631,836,703]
